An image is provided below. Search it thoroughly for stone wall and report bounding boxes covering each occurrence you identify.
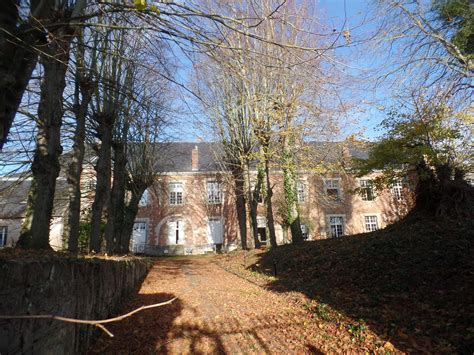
[0,256,153,354]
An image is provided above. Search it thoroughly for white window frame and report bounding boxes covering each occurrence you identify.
[392,180,403,200]
[206,181,223,204]
[324,178,342,200]
[0,226,7,247]
[327,215,345,238]
[364,215,379,232]
[168,182,184,205]
[297,181,306,203]
[359,179,375,201]
[131,220,148,253]
[139,189,150,207]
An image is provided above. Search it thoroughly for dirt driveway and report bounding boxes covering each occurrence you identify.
[90,257,354,354]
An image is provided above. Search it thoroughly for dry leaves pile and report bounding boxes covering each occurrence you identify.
[217,213,474,353]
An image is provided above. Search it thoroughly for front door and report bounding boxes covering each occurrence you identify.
[131,222,147,253]
[167,219,184,245]
[257,216,267,244]
[257,228,267,244]
[208,218,224,245]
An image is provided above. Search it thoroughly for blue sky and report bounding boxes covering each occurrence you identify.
[0,0,393,175]
[168,0,391,143]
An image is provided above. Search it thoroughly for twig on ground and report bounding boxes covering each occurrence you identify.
[0,297,177,337]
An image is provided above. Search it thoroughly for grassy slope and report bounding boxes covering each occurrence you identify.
[217,213,474,353]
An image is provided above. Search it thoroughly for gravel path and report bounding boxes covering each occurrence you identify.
[90,257,336,354]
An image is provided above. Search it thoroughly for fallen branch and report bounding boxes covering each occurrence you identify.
[0,297,177,338]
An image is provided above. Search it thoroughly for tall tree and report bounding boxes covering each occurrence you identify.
[17,1,87,249]
[354,90,473,218]
[198,0,335,247]
[63,27,98,252]
[0,0,53,150]
[88,25,136,253]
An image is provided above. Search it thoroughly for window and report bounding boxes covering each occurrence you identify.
[169,183,184,205]
[207,181,222,204]
[301,223,308,240]
[364,215,379,232]
[325,179,341,199]
[0,226,7,247]
[139,189,150,207]
[131,222,147,253]
[392,180,403,200]
[297,181,306,203]
[328,216,344,238]
[359,179,375,201]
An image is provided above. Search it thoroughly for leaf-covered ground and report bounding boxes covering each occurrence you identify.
[89,255,396,353]
[217,213,474,353]
[87,213,473,353]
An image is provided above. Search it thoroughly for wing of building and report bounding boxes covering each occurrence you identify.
[0,177,69,249]
[130,141,414,255]
[0,141,418,253]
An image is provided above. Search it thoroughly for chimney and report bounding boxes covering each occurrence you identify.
[341,143,351,168]
[191,145,199,171]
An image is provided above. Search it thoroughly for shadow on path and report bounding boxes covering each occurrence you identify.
[88,292,182,354]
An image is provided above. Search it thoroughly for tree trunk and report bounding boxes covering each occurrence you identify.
[89,115,113,253]
[245,162,261,248]
[105,141,127,254]
[0,0,47,150]
[264,157,277,248]
[17,27,72,249]
[282,225,289,244]
[232,166,248,250]
[283,167,303,244]
[63,77,94,252]
[289,215,303,244]
[120,186,146,254]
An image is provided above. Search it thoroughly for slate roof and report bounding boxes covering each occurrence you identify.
[0,178,69,219]
[151,141,369,173]
[0,141,369,218]
[153,142,224,173]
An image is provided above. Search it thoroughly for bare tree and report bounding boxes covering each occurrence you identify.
[198,61,258,249]
[88,23,137,253]
[17,1,87,249]
[7,0,344,251]
[63,26,99,252]
[119,69,171,255]
[197,0,339,248]
[0,0,57,150]
[371,0,473,97]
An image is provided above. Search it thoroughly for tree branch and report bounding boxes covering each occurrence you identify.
[0,297,177,338]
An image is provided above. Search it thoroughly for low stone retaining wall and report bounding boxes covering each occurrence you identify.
[0,256,153,355]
